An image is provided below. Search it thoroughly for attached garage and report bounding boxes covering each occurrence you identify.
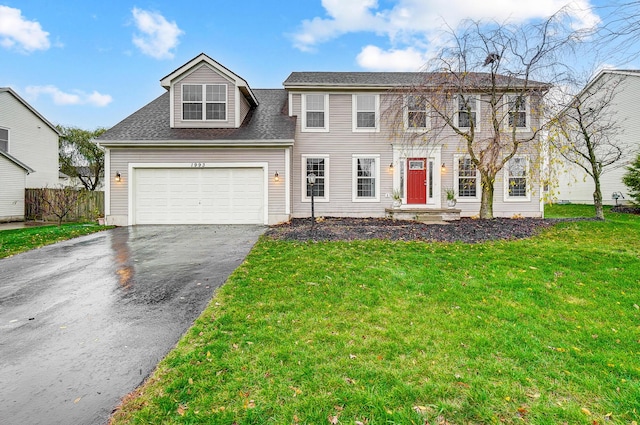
[132,166,266,225]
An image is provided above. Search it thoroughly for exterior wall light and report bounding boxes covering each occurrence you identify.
[274,171,279,182]
[441,163,446,172]
[115,171,121,182]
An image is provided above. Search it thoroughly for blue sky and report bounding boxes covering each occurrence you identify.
[1,0,633,129]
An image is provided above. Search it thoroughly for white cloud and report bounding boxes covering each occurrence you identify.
[0,5,50,52]
[131,8,183,59]
[293,0,601,69]
[25,85,113,107]
[356,45,428,71]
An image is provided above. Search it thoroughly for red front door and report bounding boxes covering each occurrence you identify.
[407,158,427,204]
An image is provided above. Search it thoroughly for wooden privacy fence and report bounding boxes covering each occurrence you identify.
[25,188,104,223]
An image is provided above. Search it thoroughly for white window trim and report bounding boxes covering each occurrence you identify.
[503,155,531,202]
[352,154,380,202]
[301,154,330,203]
[453,154,481,202]
[404,94,430,132]
[352,94,380,132]
[181,83,228,122]
[503,94,531,132]
[454,95,481,131]
[0,127,9,153]
[302,93,330,132]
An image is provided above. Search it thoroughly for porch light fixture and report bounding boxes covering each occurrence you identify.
[389,162,394,170]
[274,171,279,182]
[115,171,121,182]
[441,163,446,172]
[307,173,316,226]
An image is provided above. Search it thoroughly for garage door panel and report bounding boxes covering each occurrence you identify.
[134,168,264,224]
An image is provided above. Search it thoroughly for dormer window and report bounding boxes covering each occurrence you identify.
[182,84,227,121]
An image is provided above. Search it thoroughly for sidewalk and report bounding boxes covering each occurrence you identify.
[0,222,53,231]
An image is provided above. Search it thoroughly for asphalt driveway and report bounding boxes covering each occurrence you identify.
[0,225,265,425]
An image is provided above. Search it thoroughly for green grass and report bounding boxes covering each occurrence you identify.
[110,206,640,425]
[544,203,610,218]
[0,223,111,258]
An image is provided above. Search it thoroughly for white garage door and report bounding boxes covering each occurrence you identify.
[134,168,265,224]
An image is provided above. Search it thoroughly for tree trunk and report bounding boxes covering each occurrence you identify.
[479,174,495,219]
[593,176,605,220]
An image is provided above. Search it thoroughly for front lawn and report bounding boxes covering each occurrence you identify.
[110,208,640,425]
[0,223,110,259]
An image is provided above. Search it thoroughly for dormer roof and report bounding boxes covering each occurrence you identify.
[160,53,258,107]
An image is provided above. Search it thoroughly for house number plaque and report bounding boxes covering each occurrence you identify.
[191,163,206,168]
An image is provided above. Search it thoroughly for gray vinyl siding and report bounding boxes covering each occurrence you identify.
[0,92,59,188]
[172,65,237,128]
[239,94,251,124]
[0,156,26,221]
[291,92,394,218]
[108,147,287,218]
[290,90,542,218]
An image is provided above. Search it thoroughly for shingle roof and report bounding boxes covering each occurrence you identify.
[99,89,295,144]
[283,72,550,90]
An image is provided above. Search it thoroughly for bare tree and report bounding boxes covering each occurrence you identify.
[383,12,580,218]
[550,72,628,219]
[31,186,83,226]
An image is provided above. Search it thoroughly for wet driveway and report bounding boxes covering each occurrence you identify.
[0,225,265,425]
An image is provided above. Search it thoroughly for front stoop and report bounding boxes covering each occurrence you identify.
[385,207,461,223]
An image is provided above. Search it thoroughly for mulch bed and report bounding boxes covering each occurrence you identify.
[265,217,585,243]
[611,205,640,214]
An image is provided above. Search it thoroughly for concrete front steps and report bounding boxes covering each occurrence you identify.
[385,207,461,223]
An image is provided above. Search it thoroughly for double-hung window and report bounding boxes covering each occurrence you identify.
[352,155,380,202]
[507,95,528,129]
[302,155,329,201]
[182,84,227,121]
[352,94,379,131]
[504,156,530,201]
[0,128,8,152]
[456,95,478,129]
[303,94,328,131]
[454,155,480,200]
[406,94,429,130]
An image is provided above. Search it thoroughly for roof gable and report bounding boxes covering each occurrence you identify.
[160,53,258,106]
[0,87,60,135]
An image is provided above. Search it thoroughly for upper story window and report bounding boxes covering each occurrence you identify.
[182,84,227,121]
[0,128,8,152]
[406,95,429,130]
[454,155,480,200]
[352,94,379,132]
[456,95,478,129]
[507,95,528,129]
[302,94,329,132]
[504,155,530,201]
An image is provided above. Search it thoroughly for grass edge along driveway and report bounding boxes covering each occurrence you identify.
[110,207,639,425]
[0,223,111,259]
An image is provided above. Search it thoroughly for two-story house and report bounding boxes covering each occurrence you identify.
[0,87,60,222]
[99,53,545,226]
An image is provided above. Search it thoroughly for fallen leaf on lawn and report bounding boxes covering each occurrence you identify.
[177,404,187,416]
[634,304,639,310]
[290,386,302,397]
[413,405,428,414]
[243,399,256,409]
[188,377,193,385]
[328,414,339,424]
[581,407,592,416]
[349,354,357,359]
[345,377,355,385]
